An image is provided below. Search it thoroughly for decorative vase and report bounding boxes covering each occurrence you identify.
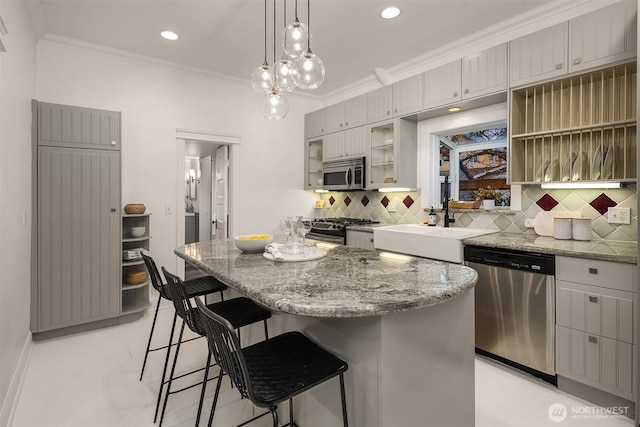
[482,199,495,210]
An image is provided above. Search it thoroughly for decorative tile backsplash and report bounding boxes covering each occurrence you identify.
[317,184,637,242]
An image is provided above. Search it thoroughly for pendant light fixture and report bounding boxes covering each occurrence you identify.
[292,0,324,90]
[251,0,273,93]
[270,0,296,92]
[282,0,309,59]
[262,0,288,119]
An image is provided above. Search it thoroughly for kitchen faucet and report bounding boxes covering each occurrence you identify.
[443,175,455,227]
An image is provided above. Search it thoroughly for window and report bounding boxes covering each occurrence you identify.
[418,103,515,210]
[439,125,510,205]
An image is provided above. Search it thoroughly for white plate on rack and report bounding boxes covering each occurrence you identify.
[561,152,577,181]
[544,159,559,182]
[572,152,589,181]
[591,145,602,180]
[603,145,614,179]
[535,160,550,182]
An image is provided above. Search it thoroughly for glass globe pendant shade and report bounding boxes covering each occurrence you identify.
[270,56,297,92]
[292,49,325,90]
[282,20,309,59]
[251,63,273,93]
[261,88,289,120]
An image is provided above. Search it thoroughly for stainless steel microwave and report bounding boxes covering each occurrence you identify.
[322,157,365,191]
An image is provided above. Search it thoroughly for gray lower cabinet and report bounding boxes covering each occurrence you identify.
[346,230,375,250]
[32,101,122,335]
[555,256,637,401]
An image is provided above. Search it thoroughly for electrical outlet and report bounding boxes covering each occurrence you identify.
[387,202,397,212]
[607,207,630,224]
[165,204,174,215]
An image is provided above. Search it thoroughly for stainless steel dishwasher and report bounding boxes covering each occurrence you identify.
[464,245,556,383]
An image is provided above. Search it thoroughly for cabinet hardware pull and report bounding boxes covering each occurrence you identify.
[464,89,469,94]
[369,238,374,242]
[387,111,390,115]
[573,58,581,65]
[394,108,398,113]
[110,141,117,146]
[555,63,563,70]
[453,92,458,97]
[588,335,598,344]
[588,296,599,303]
[588,268,598,274]
[111,208,116,212]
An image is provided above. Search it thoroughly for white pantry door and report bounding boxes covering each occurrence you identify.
[199,156,212,241]
[214,146,229,240]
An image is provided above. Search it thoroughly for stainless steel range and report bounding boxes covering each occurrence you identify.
[307,218,379,244]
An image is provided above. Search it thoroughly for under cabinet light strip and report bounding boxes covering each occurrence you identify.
[540,182,621,189]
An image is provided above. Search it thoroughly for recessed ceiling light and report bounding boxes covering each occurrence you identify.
[448,107,462,112]
[381,7,400,19]
[160,30,179,41]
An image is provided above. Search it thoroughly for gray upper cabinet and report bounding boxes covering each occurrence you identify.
[38,102,121,150]
[510,22,568,87]
[461,43,508,99]
[423,60,462,110]
[569,1,637,73]
[304,108,326,139]
[32,101,122,336]
[367,85,392,124]
[325,94,367,133]
[392,74,423,117]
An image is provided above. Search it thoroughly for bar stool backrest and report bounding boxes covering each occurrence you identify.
[141,252,170,300]
[162,267,203,336]
[195,296,254,404]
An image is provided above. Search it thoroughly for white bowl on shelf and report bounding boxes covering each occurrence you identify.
[130,227,146,238]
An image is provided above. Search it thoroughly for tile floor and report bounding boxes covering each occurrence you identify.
[12,300,636,427]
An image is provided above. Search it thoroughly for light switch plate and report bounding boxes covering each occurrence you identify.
[607,207,630,224]
[165,204,174,215]
[387,202,397,212]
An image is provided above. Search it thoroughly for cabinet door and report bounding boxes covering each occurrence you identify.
[343,126,366,158]
[304,138,323,189]
[510,22,568,87]
[367,86,392,124]
[342,94,367,129]
[346,230,375,250]
[322,132,344,161]
[557,280,635,344]
[305,109,326,138]
[393,74,423,116]
[423,61,461,109]
[325,103,344,134]
[38,102,121,150]
[462,43,507,99]
[569,1,637,73]
[37,146,121,332]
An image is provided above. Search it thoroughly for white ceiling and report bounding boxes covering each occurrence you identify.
[29,0,555,96]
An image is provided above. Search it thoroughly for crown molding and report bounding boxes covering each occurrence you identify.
[322,0,623,105]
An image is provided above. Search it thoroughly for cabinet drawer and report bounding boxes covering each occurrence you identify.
[556,256,635,291]
[556,325,634,399]
[556,280,634,343]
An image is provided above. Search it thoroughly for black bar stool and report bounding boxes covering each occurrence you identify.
[139,252,227,421]
[161,267,271,426]
[195,296,349,427]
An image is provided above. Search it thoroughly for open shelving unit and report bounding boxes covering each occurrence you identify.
[121,213,151,315]
[510,62,637,184]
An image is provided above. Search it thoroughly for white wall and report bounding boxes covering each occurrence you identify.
[36,39,320,272]
[0,1,36,424]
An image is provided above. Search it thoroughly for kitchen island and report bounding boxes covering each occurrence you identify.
[175,240,478,426]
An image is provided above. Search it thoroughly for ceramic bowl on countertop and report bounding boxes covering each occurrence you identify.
[130,226,146,238]
[234,234,273,253]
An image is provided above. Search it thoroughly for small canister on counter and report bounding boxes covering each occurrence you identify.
[554,216,573,240]
[572,217,592,240]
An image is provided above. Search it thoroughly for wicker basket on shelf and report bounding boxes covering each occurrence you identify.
[125,270,147,285]
[448,200,481,209]
[124,204,146,214]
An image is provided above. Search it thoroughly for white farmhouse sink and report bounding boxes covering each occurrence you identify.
[373,224,498,263]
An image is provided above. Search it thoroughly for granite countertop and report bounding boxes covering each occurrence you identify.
[175,239,478,318]
[462,232,637,264]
